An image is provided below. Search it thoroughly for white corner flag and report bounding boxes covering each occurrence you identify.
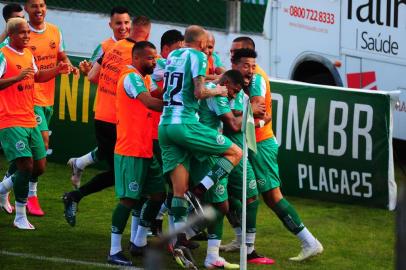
[240,96,257,269]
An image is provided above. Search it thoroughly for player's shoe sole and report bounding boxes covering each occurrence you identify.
[204,256,240,269]
[107,251,132,266]
[62,192,77,227]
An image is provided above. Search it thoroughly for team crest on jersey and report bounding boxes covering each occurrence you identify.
[49,40,56,49]
[216,135,225,145]
[129,181,139,192]
[15,140,25,151]
[257,179,266,186]
[35,114,42,124]
[249,180,257,190]
[215,184,225,195]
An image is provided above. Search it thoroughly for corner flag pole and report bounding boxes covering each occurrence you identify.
[240,100,249,270]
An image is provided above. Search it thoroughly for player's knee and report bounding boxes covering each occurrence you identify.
[16,158,34,174]
[263,188,283,208]
[215,201,229,215]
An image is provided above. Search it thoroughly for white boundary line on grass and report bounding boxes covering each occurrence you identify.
[0,250,143,270]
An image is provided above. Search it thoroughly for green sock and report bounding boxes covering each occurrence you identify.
[226,197,242,228]
[140,200,162,227]
[6,161,17,177]
[246,199,259,233]
[207,209,224,240]
[271,198,304,234]
[207,157,234,184]
[111,203,132,234]
[171,196,188,223]
[13,170,31,203]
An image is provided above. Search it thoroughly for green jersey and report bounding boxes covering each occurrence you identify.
[160,48,207,125]
[223,90,245,148]
[198,82,231,131]
[0,37,10,49]
[248,73,267,98]
[152,57,166,84]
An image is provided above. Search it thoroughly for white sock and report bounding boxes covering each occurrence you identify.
[134,225,149,247]
[28,182,37,197]
[200,176,215,190]
[76,152,95,170]
[234,227,242,244]
[15,201,27,220]
[206,239,221,261]
[296,227,315,246]
[246,232,256,254]
[155,203,168,220]
[130,216,140,244]
[110,233,122,255]
[0,175,13,194]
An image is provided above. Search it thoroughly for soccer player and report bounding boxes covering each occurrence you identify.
[68,6,131,188]
[0,3,24,46]
[228,48,324,261]
[107,41,165,266]
[150,29,184,236]
[77,6,130,78]
[158,25,242,268]
[204,31,225,81]
[62,16,151,227]
[16,0,78,216]
[0,18,70,229]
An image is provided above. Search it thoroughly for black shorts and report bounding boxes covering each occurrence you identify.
[94,120,116,169]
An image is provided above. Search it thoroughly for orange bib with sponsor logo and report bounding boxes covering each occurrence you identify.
[255,65,274,142]
[95,38,135,124]
[28,22,61,106]
[0,47,36,129]
[115,65,153,158]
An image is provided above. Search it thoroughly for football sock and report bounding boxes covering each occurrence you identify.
[271,198,305,235]
[13,170,31,203]
[296,227,316,246]
[246,199,259,233]
[227,196,242,228]
[200,157,234,190]
[76,149,97,170]
[134,225,149,247]
[0,175,13,194]
[246,232,256,254]
[171,196,188,236]
[110,233,122,255]
[6,161,17,177]
[207,209,224,240]
[15,201,27,220]
[130,201,143,244]
[111,203,131,235]
[206,239,221,261]
[140,200,162,227]
[155,202,168,220]
[28,181,37,197]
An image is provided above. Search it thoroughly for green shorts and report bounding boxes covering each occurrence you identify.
[158,123,233,175]
[0,126,46,161]
[34,105,53,132]
[228,157,258,200]
[249,137,281,193]
[114,154,166,199]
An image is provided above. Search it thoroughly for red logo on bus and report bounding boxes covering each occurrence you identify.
[347,71,378,90]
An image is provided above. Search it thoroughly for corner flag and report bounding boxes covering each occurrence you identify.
[242,99,257,154]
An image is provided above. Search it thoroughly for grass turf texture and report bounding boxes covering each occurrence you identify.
[0,157,398,270]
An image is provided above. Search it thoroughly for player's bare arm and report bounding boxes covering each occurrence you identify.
[58,51,79,76]
[137,91,163,112]
[220,112,242,132]
[251,96,266,118]
[194,75,227,99]
[87,61,101,84]
[0,67,34,90]
[34,61,71,83]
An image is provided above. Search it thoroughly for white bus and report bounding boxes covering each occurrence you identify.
[265,0,406,140]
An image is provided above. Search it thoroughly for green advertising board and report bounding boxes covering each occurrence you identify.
[49,56,397,209]
[270,79,397,210]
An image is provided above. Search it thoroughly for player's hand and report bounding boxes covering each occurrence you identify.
[252,102,266,117]
[15,67,35,81]
[57,62,72,75]
[79,60,92,75]
[215,85,228,97]
[71,66,80,77]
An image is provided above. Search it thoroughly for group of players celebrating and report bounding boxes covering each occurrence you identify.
[0,1,323,269]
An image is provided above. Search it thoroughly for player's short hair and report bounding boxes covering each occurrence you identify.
[25,0,46,4]
[222,70,245,87]
[132,41,156,56]
[110,6,130,17]
[132,15,151,27]
[2,3,23,22]
[184,25,206,43]
[231,48,257,64]
[232,36,256,50]
[6,17,27,34]
[160,29,184,51]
